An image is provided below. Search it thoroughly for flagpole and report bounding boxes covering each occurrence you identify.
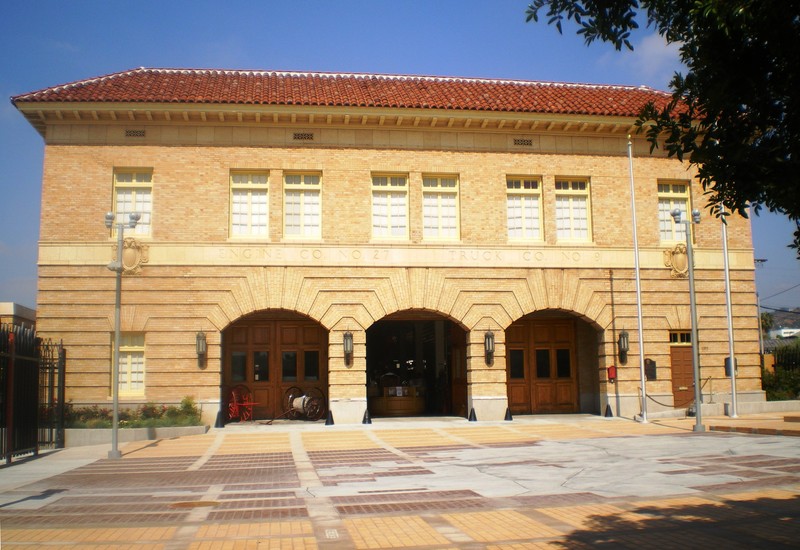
[721,206,738,417]
[627,135,648,423]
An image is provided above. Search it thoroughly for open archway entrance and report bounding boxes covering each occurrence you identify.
[366,311,468,418]
[506,310,601,415]
[221,310,328,422]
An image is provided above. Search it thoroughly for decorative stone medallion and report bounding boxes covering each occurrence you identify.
[664,243,689,278]
[113,237,149,275]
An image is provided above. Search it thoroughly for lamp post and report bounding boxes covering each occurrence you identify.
[105,211,140,459]
[671,208,705,432]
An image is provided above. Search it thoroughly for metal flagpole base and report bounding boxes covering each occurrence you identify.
[108,450,122,459]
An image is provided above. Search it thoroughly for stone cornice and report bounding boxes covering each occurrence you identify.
[38,242,755,271]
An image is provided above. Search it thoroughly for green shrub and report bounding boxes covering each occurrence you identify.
[180,396,201,418]
[762,367,800,401]
[139,403,166,420]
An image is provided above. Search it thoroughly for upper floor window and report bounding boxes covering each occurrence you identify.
[658,181,690,242]
[284,173,321,239]
[422,175,459,240]
[117,333,145,397]
[372,174,408,239]
[554,178,591,241]
[113,170,152,236]
[230,172,269,237]
[506,177,542,240]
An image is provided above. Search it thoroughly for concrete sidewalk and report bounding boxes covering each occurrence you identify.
[1,414,799,549]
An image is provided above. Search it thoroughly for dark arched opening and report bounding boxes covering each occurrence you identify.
[366,311,468,418]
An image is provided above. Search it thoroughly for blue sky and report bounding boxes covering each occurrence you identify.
[1,0,798,314]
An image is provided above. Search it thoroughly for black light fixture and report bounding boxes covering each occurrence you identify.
[196,331,207,368]
[617,330,629,364]
[484,331,495,365]
[343,331,354,365]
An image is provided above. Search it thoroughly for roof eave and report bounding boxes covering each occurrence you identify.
[14,99,644,139]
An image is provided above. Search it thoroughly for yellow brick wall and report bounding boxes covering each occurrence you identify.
[34,122,761,419]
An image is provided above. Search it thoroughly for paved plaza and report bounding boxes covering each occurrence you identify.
[1,414,799,549]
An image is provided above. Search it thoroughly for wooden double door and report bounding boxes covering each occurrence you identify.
[223,316,328,420]
[506,319,579,414]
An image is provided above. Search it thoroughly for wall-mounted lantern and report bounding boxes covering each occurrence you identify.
[617,330,629,364]
[343,331,354,365]
[196,331,207,368]
[484,331,495,365]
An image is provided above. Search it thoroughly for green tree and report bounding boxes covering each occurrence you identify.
[760,312,774,335]
[526,1,800,255]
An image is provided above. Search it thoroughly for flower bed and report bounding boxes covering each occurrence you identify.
[66,396,203,429]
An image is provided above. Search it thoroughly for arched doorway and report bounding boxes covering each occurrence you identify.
[366,311,468,418]
[506,310,601,415]
[221,310,328,422]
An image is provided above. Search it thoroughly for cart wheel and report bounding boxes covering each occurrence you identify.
[228,384,253,422]
[284,386,304,420]
[306,386,326,403]
[227,398,240,422]
[305,387,327,420]
[305,396,325,421]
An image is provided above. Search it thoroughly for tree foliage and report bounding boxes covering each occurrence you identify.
[761,312,774,334]
[526,1,800,255]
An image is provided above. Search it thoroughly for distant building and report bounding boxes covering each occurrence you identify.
[12,68,763,424]
[769,327,800,339]
[0,302,36,330]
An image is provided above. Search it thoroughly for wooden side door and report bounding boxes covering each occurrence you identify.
[670,345,694,408]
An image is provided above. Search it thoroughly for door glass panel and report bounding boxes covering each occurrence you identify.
[253,351,269,381]
[556,348,571,378]
[282,351,297,381]
[231,352,246,382]
[304,350,319,380]
[535,349,550,378]
[509,349,525,379]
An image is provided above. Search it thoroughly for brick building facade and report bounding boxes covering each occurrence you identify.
[13,68,761,424]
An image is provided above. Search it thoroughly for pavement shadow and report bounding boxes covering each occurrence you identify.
[554,495,800,549]
[0,488,66,508]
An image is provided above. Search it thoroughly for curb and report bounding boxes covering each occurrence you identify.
[709,425,800,437]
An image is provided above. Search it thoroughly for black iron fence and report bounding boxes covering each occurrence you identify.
[0,323,66,464]
[775,344,800,372]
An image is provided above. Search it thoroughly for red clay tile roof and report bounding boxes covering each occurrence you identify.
[11,67,673,117]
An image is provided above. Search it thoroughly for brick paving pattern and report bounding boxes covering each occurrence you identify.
[0,415,798,548]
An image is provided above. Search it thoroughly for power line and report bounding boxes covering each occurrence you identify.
[762,282,800,301]
[760,305,800,316]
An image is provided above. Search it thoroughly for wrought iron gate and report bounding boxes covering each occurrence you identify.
[0,323,66,464]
